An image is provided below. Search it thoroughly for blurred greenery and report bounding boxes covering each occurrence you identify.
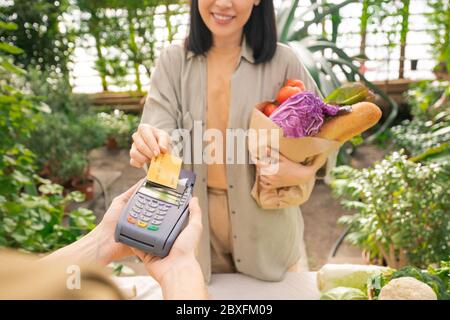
[0,20,96,253]
[97,110,140,149]
[25,112,108,184]
[18,68,108,184]
[76,0,187,91]
[426,0,450,74]
[391,80,450,163]
[0,0,75,79]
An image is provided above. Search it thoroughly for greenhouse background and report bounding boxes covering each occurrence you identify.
[70,0,442,92]
[1,0,443,93]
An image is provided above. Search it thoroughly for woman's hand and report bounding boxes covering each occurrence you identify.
[130,124,172,168]
[255,148,328,189]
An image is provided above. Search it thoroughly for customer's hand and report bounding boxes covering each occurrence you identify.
[132,197,203,284]
[42,179,144,266]
[255,148,328,189]
[130,124,172,168]
[89,179,145,264]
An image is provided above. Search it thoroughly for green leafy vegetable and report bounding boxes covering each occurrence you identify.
[320,287,367,300]
[427,259,450,296]
[369,265,449,300]
[325,82,375,105]
[317,264,389,292]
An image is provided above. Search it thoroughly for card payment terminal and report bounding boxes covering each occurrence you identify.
[114,170,196,257]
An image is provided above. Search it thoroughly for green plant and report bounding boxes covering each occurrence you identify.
[0,177,96,252]
[398,0,410,79]
[0,21,42,197]
[331,151,450,269]
[18,68,107,183]
[26,112,108,184]
[0,20,96,253]
[25,67,91,115]
[0,0,75,79]
[402,80,450,120]
[76,0,186,91]
[97,110,139,149]
[391,80,450,162]
[427,0,450,75]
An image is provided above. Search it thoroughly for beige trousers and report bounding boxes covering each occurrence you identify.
[208,187,236,273]
[207,188,309,274]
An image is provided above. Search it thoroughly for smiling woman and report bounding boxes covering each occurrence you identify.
[132,0,325,282]
[186,0,277,64]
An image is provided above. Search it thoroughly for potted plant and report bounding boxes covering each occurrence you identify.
[97,110,139,150]
[331,151,449,269]
[69,163,95,201]
[25,112,107,200]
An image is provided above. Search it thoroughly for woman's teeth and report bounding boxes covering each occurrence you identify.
[212,13,234,22]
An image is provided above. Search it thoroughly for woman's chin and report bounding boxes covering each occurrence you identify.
[209,26,242,41]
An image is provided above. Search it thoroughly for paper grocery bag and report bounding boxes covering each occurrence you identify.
[248,102,342,209]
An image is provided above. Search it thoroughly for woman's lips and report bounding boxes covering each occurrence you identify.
[211,12,235,25]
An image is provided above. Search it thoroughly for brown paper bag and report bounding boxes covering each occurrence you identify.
[248,102,342,209]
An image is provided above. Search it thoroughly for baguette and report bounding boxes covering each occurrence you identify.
[315,102,382,142]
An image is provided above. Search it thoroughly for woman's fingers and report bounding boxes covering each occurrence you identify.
[312,152,328,168]
[138,124,160,157]
[130,143,149,166]
[130,158,144,168]
[153,128,171,153]
[132,132,155,159]
[259,175,273,187]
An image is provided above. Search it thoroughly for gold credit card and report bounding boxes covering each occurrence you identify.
[147,153,182,189]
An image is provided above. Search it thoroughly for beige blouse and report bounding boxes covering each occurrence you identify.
[141,37,320,282]
[206,44,242,190]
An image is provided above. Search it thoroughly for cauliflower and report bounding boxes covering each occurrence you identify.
[379,277,437,300]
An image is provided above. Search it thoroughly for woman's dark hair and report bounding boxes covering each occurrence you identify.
[185,0,277,64]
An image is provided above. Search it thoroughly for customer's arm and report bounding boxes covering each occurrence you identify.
[41,181,141,265]
[42,181,207,299]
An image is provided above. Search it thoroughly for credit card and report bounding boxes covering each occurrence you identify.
[147,153,182,189]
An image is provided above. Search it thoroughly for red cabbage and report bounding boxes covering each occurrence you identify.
[269,92,339,138]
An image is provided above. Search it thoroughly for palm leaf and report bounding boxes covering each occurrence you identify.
[278,0,300,42]
[288,0,359,41]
